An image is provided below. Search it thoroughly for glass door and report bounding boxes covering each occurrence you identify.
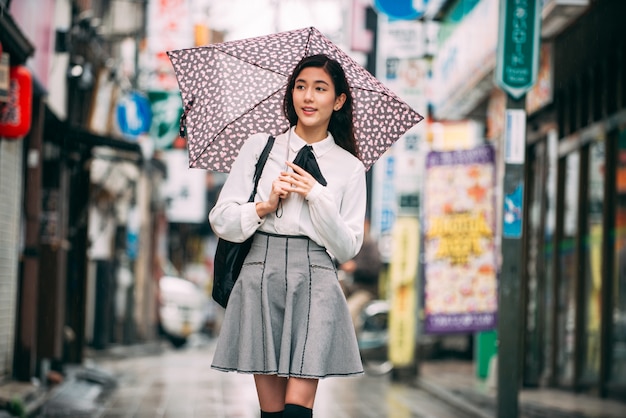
[610,127,626,387]
[579,137,605,385]
[556,151,580,386]
[524,141,546,386]
[541,131,558,385]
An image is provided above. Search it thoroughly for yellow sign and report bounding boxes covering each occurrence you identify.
[426,212,492,264]
[388,216,419,367]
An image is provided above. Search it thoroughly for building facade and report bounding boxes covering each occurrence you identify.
[428,0,626,401]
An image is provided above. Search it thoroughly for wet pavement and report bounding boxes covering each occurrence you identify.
[69,335,472,418]
[24,334,626,417]
[417,360,626,418]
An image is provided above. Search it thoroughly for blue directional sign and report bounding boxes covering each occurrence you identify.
[374,0,427,20]
[116,91,152,138]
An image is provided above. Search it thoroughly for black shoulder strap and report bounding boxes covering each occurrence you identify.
[248,135,275,202]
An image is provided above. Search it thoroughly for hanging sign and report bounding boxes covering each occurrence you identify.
[148,90,183,150]
[0,66,33,139]
[495,0,542,98]
[115,91,152,139]
[374,0,427,20]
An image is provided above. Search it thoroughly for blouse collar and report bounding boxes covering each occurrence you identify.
[288,126,336,159]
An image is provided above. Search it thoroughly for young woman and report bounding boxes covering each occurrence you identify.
[209,54,366,418]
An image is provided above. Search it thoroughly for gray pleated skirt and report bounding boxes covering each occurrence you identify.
[211,231,364,379]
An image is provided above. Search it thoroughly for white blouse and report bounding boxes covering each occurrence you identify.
[208,127,366,263]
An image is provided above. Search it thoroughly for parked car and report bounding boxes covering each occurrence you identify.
[158,276,207,347]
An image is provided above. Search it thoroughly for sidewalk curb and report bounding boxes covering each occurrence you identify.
[0,381,49,418]
[415,377,493,418]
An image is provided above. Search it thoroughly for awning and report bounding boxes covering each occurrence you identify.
[0,4,35,65]
[44,106,142,155]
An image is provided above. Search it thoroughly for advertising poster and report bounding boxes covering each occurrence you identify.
[423,145,497,333]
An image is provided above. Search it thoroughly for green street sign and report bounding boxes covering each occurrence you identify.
[495,0,541,98]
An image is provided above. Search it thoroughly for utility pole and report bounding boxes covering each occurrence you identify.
[498,103,526,417]
[494,1,541,417]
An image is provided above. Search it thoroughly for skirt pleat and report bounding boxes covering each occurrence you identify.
[211,232,364,379]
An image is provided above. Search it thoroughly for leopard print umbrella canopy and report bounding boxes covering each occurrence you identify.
[167,27,423,172]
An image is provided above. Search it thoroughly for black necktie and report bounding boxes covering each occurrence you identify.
[292,145,327,186]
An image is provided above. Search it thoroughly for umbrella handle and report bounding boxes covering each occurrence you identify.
[179,96,195,138]
[275,129,293,219]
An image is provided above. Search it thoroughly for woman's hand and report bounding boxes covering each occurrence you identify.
[255,162,317,218]
[279,161,317,197]
[256,177,291,217]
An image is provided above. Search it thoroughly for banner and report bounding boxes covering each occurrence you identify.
[422,145,497,333]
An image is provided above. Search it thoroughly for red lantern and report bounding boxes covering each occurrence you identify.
[0,66,33,139]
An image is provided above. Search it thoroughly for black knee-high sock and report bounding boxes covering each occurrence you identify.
[261,410,283,417]
[283,404,312,418]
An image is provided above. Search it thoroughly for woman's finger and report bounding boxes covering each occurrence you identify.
[285,161,313,179]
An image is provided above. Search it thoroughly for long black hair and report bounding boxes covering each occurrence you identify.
[283,54,358,158]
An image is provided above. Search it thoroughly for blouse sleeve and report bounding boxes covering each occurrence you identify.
[306,161,366,263]
[208,134,267,243]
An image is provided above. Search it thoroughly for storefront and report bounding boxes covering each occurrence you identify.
[523,0,626,399]
[0,0,35,381]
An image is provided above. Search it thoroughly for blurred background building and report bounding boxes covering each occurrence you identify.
[0,0,624,405]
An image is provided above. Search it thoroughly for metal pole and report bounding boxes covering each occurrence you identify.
[497,94,526,418]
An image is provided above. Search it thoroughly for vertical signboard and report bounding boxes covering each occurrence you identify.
[423,145,497,333]
[430,0,498,117]
[371,14,428,259]
[146,0,194,91]
[371,154,396,262]
[495,0,542,98]
[162,150,207,224]
[148,91,184,150]
[388,216,419,366]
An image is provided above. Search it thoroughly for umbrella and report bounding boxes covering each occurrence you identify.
[167,26,423,172]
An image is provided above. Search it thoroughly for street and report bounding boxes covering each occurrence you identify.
[43,335,474,418]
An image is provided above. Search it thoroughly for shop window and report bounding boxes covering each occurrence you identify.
[568,81,578,135]
[542,131,559,384]
[524,142,546,385]
[557,89,566,139]
[592,63,603,123]
[580,138,605,383]
[615,48,626,109]
[611,127,626,385]
[557,151,580,385]
[606,54,618,116]
[581,71,590,129]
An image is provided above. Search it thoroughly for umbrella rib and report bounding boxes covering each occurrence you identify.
[351,86,422,114]
[190,84,288,168]
[212,47,292,78]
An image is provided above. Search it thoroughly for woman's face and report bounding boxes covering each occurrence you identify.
[292,67,346,137]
